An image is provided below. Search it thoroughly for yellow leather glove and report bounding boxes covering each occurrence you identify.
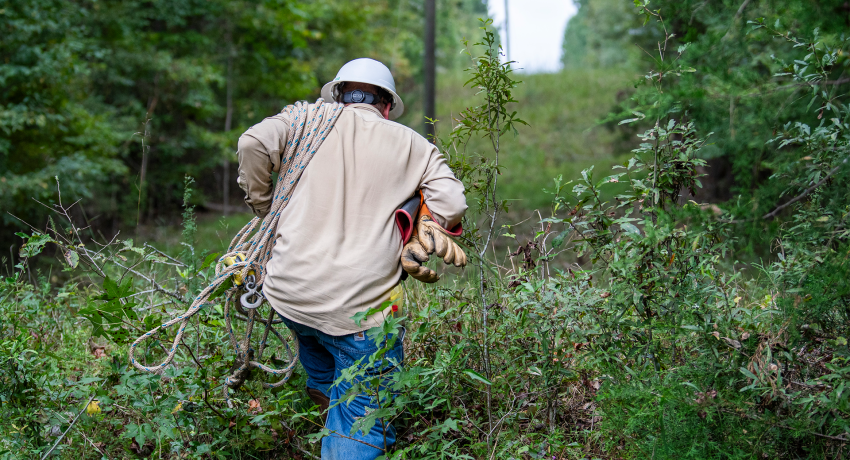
[401,207,466,283]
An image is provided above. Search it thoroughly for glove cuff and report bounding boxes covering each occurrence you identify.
[394,194,421,244]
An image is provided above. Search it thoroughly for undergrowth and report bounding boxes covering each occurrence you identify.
[2,10,849,460]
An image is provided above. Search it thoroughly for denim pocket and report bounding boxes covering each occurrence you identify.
[336,328,405,375]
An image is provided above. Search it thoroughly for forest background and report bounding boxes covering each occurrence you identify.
[2,0,850,459]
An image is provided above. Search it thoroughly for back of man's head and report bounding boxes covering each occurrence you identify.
[338,82,392,109]
[321,58,405,120]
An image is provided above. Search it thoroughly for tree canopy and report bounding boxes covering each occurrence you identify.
[0,0,488,240]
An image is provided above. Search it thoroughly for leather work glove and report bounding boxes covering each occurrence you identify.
[401,202,465,283]
[401,234,440,283]
[417,214,467,267]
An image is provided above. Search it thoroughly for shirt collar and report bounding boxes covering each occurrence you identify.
[346,103,383,118]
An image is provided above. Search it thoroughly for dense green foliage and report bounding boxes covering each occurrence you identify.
[0,0,487,244]
[566,0,850,249]
[2,1,850,459]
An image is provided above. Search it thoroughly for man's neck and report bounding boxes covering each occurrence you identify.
[344,102,390,120]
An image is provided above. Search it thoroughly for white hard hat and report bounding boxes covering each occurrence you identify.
[321,58,404,120]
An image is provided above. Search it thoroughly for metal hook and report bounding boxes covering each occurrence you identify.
[240,275,264,309]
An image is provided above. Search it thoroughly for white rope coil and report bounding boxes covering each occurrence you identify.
[129,99,343,394]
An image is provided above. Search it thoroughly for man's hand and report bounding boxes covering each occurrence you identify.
[401,214,466,283]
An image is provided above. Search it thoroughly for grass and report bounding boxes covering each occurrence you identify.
[138,212,255,257]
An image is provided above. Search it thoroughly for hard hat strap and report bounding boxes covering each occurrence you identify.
[342,89,381,105]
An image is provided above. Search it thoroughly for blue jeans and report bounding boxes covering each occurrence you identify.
[279,315,404,460]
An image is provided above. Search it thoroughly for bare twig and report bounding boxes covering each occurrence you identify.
[203,388,227,419]
[722,0,752,41]
[41,393,97,460]
[127,289,158,298]
[144,243,186,266]
[92,230,121,254]
[95,251,186,303]
[689,0,709,25]
[137,299,177,312]
[180,339,205,369]
[763,160,846,219]
[723,159,847,223]
[47,408,112,460]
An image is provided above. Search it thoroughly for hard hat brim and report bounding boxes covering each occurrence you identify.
[321,80,405,120]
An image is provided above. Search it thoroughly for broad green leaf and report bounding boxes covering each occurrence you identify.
[103,276,119,299]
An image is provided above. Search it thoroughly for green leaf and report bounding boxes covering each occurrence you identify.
[119,276,134,297]
[64,250,79,268]
[350,301,391,327]
[209,278,234,300]
[440,418,459,434]
[740,367,759,380]
[103,276,119,299]
[620,223,641,236]
[552,230,570,248]
[200,252,221,271]
[18,233,55,258]
[463,369,492,386]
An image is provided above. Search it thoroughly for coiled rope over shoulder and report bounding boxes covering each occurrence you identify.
[129,99,344,394]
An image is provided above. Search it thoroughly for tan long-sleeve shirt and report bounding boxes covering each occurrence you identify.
[236,103,467,335]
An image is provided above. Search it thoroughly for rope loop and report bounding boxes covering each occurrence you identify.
[129,99,343,396]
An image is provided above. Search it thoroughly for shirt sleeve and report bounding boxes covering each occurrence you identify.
[236,113,290,218]
[419,143,468,229]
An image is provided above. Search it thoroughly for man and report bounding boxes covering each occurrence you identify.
[236,58,467,458]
